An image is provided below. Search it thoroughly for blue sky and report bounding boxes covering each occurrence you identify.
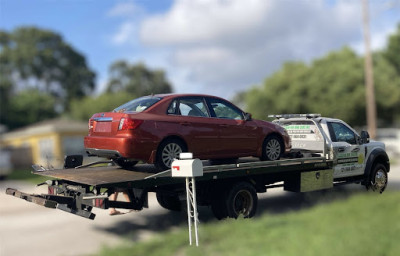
[1,0,399,99]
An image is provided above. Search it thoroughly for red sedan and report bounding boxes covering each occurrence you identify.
[84,94,291,170]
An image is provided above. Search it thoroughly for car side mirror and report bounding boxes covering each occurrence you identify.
[360,131,370,144]
[244,113,252,121]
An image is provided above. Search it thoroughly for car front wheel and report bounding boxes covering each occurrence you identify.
[261,135,283,161]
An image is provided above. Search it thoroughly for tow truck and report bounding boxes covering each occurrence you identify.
[6,114,390,220]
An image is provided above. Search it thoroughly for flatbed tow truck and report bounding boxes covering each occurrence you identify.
[6,114,390,220]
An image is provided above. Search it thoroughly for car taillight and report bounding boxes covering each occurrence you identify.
[118,118,143,130]
[89,119,94,130]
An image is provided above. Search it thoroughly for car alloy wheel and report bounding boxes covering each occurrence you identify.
[263,136,282,161]
[161,142,183,168]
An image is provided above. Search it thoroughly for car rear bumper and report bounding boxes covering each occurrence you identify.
[84,135,158,163]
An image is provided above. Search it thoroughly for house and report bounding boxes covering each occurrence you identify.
[1,119,89,169]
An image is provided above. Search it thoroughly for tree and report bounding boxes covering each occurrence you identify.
[244,47,400,127]
[383,24,400,77]
[7,89,57,129]
[68,92,135,121]
[0,26,95,129]
[106,61,172,96]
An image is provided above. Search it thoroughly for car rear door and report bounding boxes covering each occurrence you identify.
[167,97,220,158]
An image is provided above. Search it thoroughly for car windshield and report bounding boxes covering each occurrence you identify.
[113,96,162,113]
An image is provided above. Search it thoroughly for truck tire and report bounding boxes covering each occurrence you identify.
[211,189,229,220]
[156,191,181,211]
[365,163,388,193]
[226,182,257,219]
[261,135,283,161]
[155,139,187,170]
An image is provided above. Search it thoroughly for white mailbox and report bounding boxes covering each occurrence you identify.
[171,158,203,177]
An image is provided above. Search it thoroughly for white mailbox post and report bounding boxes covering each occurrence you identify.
[171,153,203,246]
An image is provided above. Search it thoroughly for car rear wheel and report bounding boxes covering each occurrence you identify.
[261,135,283,161]
[114,158,138,169]
[155,139,187,170]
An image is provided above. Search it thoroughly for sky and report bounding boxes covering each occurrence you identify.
[1,0,399,99]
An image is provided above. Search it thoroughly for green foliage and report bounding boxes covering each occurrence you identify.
[68,92,135,121]
[6,169,49,184]
[6,89,57,129]
[245,46,400,126]
[97,192,400,256]
[0,26,95,129]
[383,24,400,77]
[106,61,172,95]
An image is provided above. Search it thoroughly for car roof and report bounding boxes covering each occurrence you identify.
[153,93,226,100]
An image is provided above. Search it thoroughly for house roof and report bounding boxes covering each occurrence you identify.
[1,118,88,141]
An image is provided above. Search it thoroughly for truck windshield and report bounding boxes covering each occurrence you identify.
[113,97,162,113]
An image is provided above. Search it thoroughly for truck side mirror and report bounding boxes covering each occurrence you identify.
[360,131,370,144]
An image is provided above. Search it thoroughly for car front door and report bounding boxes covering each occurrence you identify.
[327,121,366,178]
[206,97,258,156]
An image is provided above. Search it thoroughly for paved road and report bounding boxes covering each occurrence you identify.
[1,164,399,256]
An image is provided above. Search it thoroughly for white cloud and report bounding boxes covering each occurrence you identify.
[107,0,400,98]
[107,2,142,17]
[112,22,136,45]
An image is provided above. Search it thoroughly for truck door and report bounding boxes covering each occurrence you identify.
[327,121,366,178]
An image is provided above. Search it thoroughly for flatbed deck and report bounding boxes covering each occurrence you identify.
[33,157,332,189]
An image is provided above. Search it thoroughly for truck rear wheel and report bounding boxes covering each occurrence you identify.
[156,191,181,211]
[226,182,257,219]
[366,163,388,193]
[211,189,228,220]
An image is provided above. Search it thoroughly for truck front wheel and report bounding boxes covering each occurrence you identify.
[226,182,258,219]
[366,163,388,193]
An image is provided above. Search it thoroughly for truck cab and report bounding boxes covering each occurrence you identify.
[273,114,390,192]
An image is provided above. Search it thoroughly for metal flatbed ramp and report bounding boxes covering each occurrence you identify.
[33,165,158,186]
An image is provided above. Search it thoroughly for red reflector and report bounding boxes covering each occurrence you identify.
[119,118,143,130]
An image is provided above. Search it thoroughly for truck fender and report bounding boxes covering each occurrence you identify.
[363,148,390,184]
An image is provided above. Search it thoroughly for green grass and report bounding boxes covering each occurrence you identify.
[6,169,49,184]
[97,192,400,256]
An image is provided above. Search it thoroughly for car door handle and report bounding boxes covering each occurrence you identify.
[180,122,190,126]
[352,147,360,152]
[337,147,345,152]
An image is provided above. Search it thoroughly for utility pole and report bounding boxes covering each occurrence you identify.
[362,0,377,139]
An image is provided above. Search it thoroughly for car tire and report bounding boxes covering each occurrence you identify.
[225,182,257,219]
[156,191,181,211]
[365,163,388,193]
[155,139,187,170]
[114,158,138,169]
[261,135,283,161]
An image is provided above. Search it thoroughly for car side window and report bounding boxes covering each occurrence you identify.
[328,122,357,145]
[168,98,209,117]
[167,100,178,114]
[208,98,243,120]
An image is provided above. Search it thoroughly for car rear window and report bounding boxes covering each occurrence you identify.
[113,96,162,113]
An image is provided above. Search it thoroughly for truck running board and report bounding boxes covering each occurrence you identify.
[6,188,96,220]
